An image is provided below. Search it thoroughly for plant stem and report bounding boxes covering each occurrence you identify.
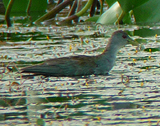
[35,0,73,24]
[5,0,15,27]
[76,0,94,17]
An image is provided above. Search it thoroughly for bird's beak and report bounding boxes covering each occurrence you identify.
[127,37,139,46]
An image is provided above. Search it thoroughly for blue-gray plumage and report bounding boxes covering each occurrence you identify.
[21,30,138,76]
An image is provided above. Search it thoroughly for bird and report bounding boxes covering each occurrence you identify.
[21,30,138,77]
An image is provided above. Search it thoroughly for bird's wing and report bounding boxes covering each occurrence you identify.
[21,55,97,76]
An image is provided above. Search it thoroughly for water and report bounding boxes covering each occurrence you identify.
[0,23,160,126]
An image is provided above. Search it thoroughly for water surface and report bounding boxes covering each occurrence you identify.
[0,23,160,126]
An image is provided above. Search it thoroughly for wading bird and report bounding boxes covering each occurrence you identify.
[21,30,138,77]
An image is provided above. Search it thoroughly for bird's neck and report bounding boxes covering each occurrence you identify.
[96,38,121,67]
[102,40,119,57]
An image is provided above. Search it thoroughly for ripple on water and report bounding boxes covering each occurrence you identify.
[0,24,160,125]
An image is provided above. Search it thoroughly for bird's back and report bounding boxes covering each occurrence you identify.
[21,55,97,76]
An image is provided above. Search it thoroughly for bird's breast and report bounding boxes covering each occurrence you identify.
[94,55,116,75]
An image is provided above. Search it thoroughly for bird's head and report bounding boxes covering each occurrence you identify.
[109,30,138,49]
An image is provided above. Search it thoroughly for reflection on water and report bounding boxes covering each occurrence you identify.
[0,23,160,125]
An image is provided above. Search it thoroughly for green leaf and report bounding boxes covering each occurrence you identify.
[118,0,149,12]
[122,12,132,24]
[105,0,117,7]
[97,0,150,24]
[106,0,149,12]
[133,0,160,23]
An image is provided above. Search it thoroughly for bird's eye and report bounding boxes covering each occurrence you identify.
[122,35,127,39]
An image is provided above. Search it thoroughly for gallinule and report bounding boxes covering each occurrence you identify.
[21,30,138,77]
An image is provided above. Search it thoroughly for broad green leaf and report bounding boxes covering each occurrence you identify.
[133,0,160,23]
[122,12,132,24]
[105,0,117,7]
[96,2,123,24]
[106,0,149,12]
[97,0,150,24]
[117,0,149,12]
